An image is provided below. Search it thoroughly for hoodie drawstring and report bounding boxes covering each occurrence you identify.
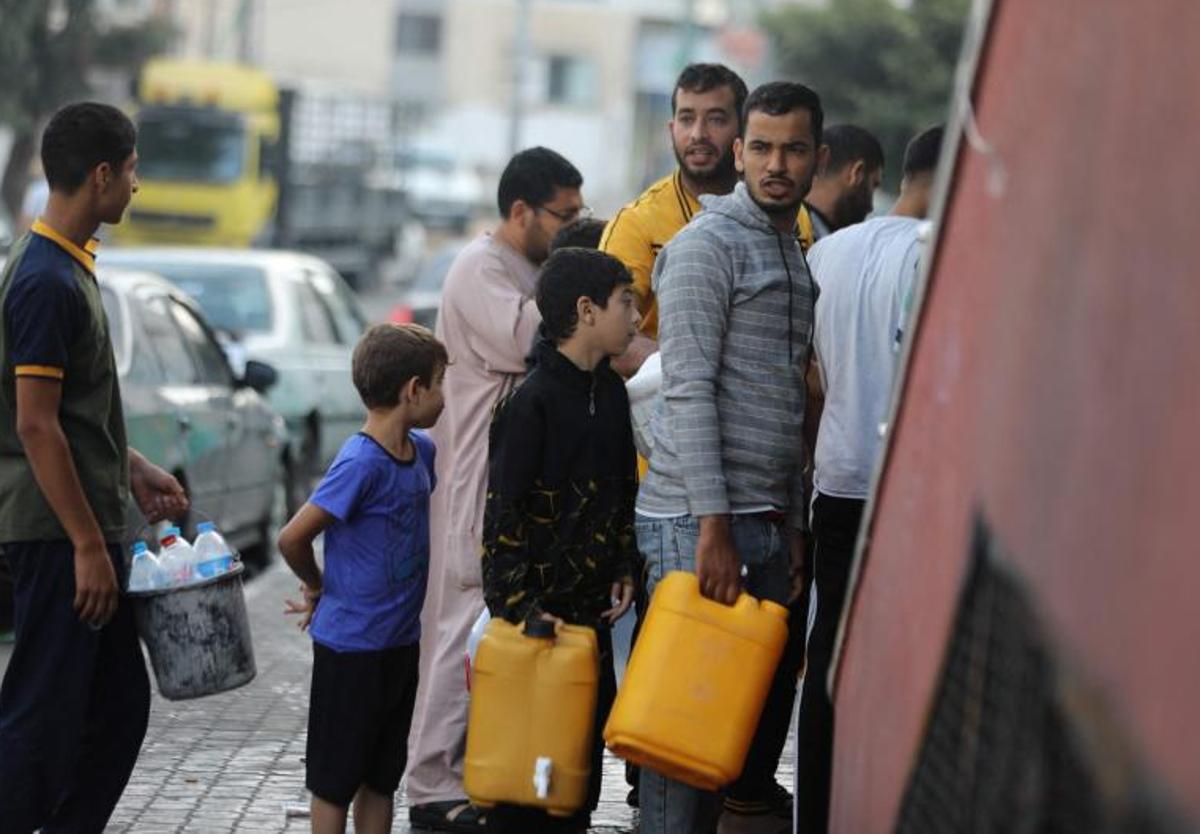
[775,231,796,365]
[775,230,817,369]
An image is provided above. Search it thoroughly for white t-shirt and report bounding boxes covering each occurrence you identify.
[809,216,925,499]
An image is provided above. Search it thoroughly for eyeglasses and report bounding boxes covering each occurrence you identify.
[535,204,593,223]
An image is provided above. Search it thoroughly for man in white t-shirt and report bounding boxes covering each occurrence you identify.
[796,125,945,834]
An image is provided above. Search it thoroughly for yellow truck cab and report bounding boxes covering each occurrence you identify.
[115,60,279,248]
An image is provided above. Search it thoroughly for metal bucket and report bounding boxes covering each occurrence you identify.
[128,562,256,700]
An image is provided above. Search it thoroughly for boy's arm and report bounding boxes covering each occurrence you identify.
[15,376,115,627]
[278,502,336,591]
[481,394,545,623]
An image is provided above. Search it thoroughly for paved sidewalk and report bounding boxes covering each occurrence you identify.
[1,563,796,833]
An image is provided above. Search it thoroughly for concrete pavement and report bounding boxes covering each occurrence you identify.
[0,561,795,833]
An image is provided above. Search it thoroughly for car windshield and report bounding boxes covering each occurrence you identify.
[129,262,273,335]
[136,107,246,183]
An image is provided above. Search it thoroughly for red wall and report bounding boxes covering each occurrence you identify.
[830,2,1200,830]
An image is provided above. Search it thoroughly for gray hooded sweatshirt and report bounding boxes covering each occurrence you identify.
[637,182,814,529]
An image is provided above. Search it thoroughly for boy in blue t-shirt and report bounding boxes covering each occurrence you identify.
[279,323,447,834]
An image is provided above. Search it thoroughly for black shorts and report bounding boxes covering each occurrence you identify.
[306,640,420,806]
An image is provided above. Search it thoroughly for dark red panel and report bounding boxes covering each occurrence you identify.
[831,1,1200,830]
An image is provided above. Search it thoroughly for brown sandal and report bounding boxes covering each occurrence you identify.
[409,800,488,832]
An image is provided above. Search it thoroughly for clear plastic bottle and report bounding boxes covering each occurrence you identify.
[128,540,165,592]
[192,521,235,579]
[158,526,195,586]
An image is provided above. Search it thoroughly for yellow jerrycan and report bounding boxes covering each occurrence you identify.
[464,617,599,817]
[604,571,789,790]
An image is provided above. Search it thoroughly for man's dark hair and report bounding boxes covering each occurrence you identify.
[352,323,448,409]
[902,125,945,178]
[741,82,824,147]
[550,217,607,253]
[822,124,884,175]
[672,63,749,128]
[41,102,137,194]
[536,248,631,343]
[496,146,583,219]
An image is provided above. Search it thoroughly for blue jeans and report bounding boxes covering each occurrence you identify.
[633,513,791,834]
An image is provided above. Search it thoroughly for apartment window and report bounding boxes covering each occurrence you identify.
[396,13,442,55]
[545,55,597,107]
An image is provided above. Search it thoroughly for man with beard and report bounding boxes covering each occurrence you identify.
[804,124,885,241]
[634,82,824,834]
[405,147,586,834]
[797,126,944,834]
[600,63,816,378]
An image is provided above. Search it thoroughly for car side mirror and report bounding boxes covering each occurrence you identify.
[239,359,278,394]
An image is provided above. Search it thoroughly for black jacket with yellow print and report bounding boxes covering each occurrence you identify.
[482,340,638,628]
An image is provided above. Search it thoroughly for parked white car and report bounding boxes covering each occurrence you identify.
[102,248,369,489]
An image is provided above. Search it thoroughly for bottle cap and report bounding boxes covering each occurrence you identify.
[197,521,216,533]
[132,541,148,555]
[523,617,557,639]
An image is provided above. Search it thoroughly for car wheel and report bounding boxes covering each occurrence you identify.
[283,452,308,519]
[300,419,322,480]
[244,468,289,571]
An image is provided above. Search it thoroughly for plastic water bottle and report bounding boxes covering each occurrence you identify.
[128,540,165,592]
[158,526,195,586]
[192,522,235,579]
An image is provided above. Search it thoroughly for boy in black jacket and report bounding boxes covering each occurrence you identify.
[482,247,641,832]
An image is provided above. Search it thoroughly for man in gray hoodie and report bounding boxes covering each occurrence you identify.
[635,81,825,834]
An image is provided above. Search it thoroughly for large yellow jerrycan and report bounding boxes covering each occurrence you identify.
[604,571,789,790]
[464,617,599,817]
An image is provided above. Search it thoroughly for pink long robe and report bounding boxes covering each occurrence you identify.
[405,232,540,804]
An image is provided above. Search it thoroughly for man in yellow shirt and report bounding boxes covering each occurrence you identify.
[601,63,817,377]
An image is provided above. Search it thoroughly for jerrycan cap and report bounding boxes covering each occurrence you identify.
[523,617,557,639]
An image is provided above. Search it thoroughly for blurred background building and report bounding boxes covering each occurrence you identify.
[110,0,825,213]
[1,0,965,257]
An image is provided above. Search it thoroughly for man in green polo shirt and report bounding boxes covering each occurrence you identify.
[0,102,189,832]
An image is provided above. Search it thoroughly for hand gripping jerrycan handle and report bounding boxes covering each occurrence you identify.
[522,616,558,639]
[603,570,790,791]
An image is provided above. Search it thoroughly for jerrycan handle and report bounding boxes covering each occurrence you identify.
[732,591,789,621]
[523,617,557,639]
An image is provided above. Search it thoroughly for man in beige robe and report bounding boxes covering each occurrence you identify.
[406,147,587,832]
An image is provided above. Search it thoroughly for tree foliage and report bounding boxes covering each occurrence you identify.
[765,0,970,188]
[0,0,174,219]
